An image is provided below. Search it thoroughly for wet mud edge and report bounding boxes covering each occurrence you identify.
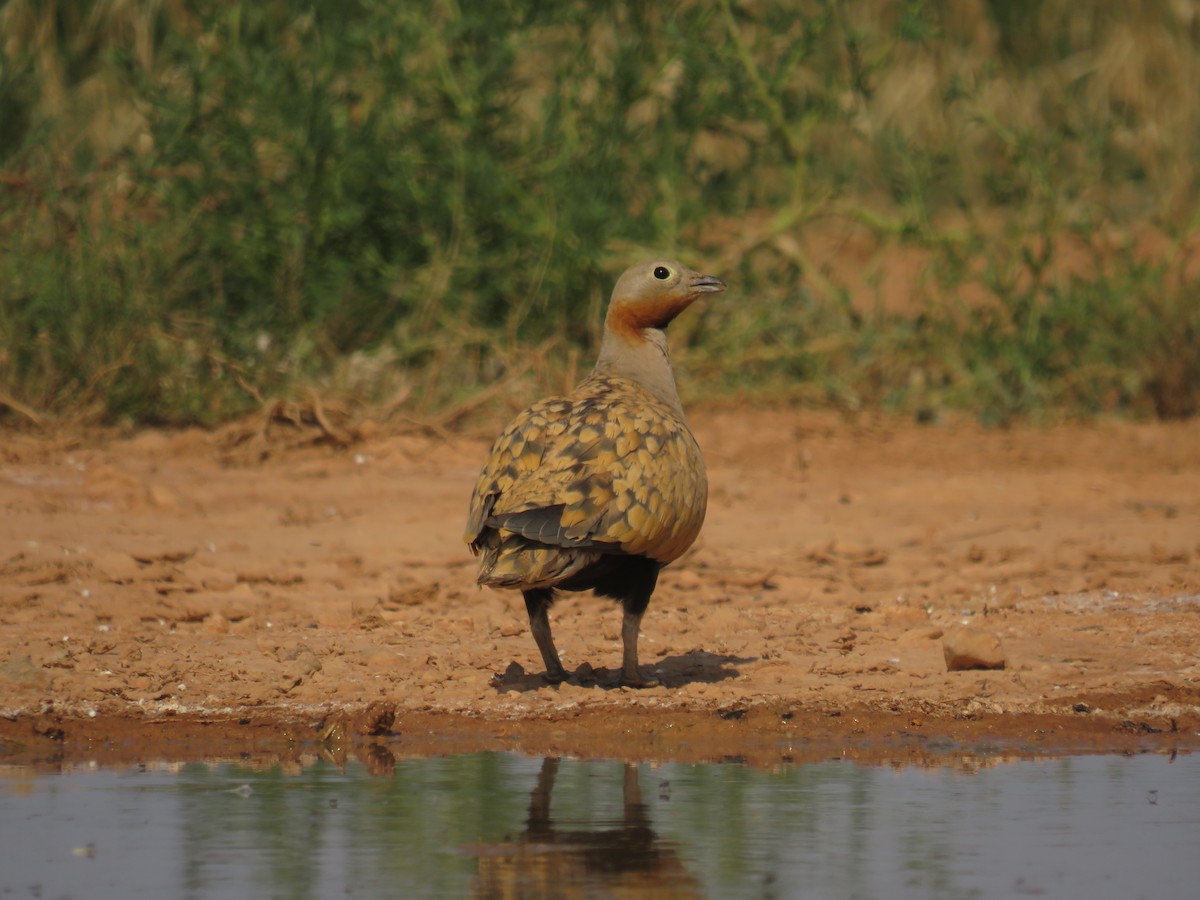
[2,699,1196,772]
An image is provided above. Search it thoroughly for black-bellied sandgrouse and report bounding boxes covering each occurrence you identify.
[465,259,725,687]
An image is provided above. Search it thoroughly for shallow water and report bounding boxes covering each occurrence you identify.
[1,751,1197,899]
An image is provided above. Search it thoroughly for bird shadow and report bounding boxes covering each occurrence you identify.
[490,649,755,694]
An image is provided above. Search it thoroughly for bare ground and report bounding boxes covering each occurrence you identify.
[1,409,1198,770]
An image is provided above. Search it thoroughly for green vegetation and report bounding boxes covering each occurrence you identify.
[1,0,1197,428]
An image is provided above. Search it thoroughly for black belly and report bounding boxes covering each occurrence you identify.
[555,553,662,614]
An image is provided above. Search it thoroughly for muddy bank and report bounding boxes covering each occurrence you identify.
[1,701,1194,774]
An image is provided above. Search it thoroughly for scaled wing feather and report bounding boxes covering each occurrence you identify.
[465,374,706,584]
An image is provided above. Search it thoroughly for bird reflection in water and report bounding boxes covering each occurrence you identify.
[469,757,701,899]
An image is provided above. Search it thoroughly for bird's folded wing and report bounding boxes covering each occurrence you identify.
[464,378,706,563]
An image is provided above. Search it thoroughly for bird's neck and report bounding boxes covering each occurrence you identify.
[592,327,685,417]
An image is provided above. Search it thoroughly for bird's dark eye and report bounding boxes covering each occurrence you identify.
[653,266,670,280]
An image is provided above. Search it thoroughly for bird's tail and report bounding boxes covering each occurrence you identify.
[475,530,600,590]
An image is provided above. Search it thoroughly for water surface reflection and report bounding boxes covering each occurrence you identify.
[468,757,700,898]
[1,751,1197,898]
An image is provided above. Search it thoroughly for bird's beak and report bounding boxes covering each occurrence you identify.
[689,274,727,294]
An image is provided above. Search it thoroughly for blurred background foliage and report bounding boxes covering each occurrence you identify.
[1,0,1197,427]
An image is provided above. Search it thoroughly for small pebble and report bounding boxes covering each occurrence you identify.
[942,626,1006,671]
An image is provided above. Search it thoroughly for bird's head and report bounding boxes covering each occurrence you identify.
[605,259,726,340]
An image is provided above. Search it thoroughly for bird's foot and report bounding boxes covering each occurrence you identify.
[619,668,660,689]
[543,666,568,685]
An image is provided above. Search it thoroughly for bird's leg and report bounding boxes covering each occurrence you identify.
[619,606,658,687]
[523,588,567,684]
[619,563,661,688]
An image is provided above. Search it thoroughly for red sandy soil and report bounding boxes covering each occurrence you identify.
[1,409,1197,770]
